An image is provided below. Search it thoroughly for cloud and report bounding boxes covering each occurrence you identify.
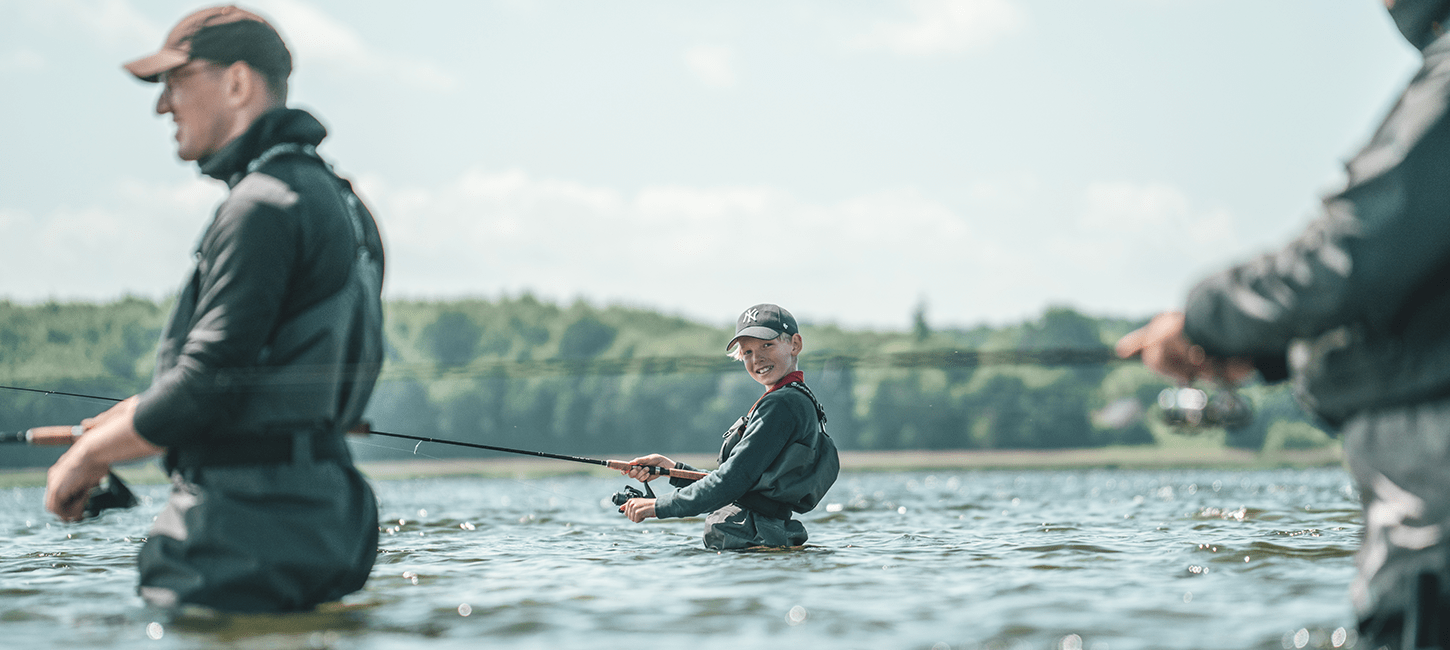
[351,169,1248,327]
[0,178,223,301]
[1078,181,1237,254]
[0,49,45,73]
[855,0,1024,57]
[9,0,160,50]
[355,168,995,326]
[0,170,1238,328]
[249,0,457,91]
[1030,181,1240,313]
[684,44,738,89]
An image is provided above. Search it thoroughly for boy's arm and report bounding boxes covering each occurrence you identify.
[652,394,811,519]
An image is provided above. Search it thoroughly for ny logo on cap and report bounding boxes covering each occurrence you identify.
[744,308,760,323]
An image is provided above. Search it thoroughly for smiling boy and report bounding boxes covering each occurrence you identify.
[620,304,839,549]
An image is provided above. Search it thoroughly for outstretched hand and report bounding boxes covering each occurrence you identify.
[1115,312,1254,384]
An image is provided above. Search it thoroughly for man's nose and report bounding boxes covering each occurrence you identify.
[155,89,171,115]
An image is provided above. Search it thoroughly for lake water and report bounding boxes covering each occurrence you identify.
[0,467,1363,650]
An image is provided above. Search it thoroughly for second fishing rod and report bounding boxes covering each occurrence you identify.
[1,420,706,479]
[3,419,701,516]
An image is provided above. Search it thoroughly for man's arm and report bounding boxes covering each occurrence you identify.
[132,189,301,447]
[1184,54,1450,359]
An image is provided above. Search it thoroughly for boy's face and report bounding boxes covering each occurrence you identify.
[736,334,802,387]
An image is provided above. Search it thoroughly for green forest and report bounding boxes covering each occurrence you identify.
[0,296,1335,469]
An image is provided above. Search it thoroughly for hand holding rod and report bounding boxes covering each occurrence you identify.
[599,459,706,481]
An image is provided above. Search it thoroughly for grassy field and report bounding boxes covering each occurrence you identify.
[0,444,1344,490]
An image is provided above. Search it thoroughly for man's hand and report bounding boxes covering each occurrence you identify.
[44,397,162,522]
[1116,312,1254,384]
[621,498,657,523]
[620,454,675,483]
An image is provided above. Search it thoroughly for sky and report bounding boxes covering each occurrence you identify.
[0,0,1423,331]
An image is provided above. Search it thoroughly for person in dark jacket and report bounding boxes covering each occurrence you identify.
[43,6,384,612]
[619,304,840,550]
[1116,1,1450,646]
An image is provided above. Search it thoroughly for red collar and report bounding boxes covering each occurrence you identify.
[767,370,805,394]
[748,371,806,417]
[749,370,804,416]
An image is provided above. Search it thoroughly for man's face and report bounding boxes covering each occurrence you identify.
[156,60,232,161]
[736,334,801,387]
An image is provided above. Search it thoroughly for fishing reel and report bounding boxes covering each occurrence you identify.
[610,480,655,512]
[1158,385,1253,430]
[83,471,138,519]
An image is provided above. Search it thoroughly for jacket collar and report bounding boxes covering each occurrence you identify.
[198,107,328,187]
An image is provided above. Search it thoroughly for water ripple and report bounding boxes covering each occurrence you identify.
[0,467,1362,650]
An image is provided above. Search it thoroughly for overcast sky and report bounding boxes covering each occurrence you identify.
[0,0,1422,330]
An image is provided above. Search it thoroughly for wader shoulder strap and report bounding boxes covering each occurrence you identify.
[785,381,828,434]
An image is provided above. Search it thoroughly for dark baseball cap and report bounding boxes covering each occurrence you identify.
[123,5,291,82]
[727,304,799,351]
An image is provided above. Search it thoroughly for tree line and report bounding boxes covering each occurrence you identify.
[0,296,1333,469]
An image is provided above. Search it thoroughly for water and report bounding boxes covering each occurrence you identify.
[0,467,1363,650]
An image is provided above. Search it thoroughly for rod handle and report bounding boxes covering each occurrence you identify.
[604,460,708,482]
[24,425,84,445]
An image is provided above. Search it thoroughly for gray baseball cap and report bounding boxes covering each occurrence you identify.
[727,304,798,351]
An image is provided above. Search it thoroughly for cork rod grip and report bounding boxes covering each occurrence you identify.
[26,425,84,445]
[604,459,708,481]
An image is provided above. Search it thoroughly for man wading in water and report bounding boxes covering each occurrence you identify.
[1118,1,1450,646]
[43,5,385,612]
[618,304,839,550]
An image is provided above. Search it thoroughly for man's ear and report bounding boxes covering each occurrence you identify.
[790,333,803,356]
[223,61,259,107]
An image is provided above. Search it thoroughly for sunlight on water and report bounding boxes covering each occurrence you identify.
[0,468,1361,649]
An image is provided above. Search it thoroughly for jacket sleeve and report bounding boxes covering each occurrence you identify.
[133,178,301,447]
[1184,52,1450,361]
[653,392,811,519]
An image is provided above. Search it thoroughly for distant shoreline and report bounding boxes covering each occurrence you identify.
[0,446,1344,489]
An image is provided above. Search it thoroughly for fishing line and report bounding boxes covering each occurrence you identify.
[347,432,596,507]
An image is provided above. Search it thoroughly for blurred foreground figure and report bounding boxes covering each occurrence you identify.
[44,5,385,612]
[1118,2,1450,646]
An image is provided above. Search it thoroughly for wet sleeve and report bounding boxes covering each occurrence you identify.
[653,393,810,519]
[1184,55,1450,360]
[133,187,300,447]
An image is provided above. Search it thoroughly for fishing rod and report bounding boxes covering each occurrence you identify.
[347,422,708,481]
[0,384,708,481]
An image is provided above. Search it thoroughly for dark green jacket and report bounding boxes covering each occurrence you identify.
[134,108,385,451]
[654,382,839,519]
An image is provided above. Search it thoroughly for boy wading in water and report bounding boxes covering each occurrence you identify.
[619,304,840,549]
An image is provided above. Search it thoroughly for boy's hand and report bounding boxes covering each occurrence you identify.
[621,454,675,483]
[621,498,656,523]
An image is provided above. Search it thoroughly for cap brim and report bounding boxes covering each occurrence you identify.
[726,326,783,351]
[123,48,189,82]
